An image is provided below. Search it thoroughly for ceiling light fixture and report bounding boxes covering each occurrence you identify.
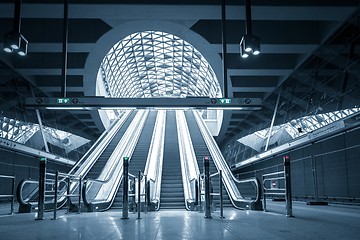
[240,0,260,58]
[3,0,28,56]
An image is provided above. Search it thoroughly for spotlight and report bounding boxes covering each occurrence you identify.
[10,32,21,50]
[3,32,16,53]
[240,0,260,59]
[3,31,28,56]
[17,34,28,56]
[240,37,249,58]
[240,34,260,58]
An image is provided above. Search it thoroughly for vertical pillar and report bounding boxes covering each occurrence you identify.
[52,170,58,220]
[35,109,49,152]
[36,157,46,220]
[198,175,202,213]
[284,155,293,217]
[61,0,68,97]
[11,176,15,215]
[265,89,281,151]
[122,157,129,219]
[144,175,147,213]
[137,171,141,219]
[219,170,224,219]
[262,175,267,211]
[221,0,228,98]
[66,177,70,213]
[204,156,212,218]
[77,177,82,214]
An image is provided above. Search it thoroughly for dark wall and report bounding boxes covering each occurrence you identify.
[235,127,360,204]
[0,148,71,200]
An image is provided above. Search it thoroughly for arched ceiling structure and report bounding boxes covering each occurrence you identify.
[100,31,221,99]
[0,0,359,149]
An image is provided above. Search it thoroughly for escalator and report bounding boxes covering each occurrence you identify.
[112,111,157,209]
[184,111,232,207]
[86,111,137,180]
[160,111,185,209]
[17,111,136,213]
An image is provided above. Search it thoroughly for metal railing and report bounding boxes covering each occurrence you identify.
[176,110,199,210]
[0,174,15,215]
[209,170,224,218]
[143,110,166,211]
[262,156,293,217]
[46,171,82,220]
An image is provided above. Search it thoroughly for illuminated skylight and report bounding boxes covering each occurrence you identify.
[100,31,222,98]
[238,108,360,152]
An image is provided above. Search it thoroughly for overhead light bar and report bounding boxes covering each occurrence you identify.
[240,0,260,58]
[26,97,262,111]
[45,107,93,110]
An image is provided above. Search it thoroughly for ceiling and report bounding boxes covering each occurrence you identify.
[0,0,359,148]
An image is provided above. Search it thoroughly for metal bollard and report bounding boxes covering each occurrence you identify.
[144,175,147,213]
[78,177,82,214]
[66,177,70,214]
[137,171,141,219]
[36,157,46,220]
[204,156,212,218]
[122,157,129,219]
[219,170,224,219]
[198,175,202,213]
[11,176,15,215]
[284,156,293,217]
[262,175,267,212]
[52,171,59,220]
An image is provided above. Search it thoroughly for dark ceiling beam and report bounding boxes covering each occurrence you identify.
[1,4,355,21]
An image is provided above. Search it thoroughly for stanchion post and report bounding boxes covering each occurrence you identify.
[122,157,129,220]
[36,157,46,220]
[284,155,293,217]
[262,175,267,212]
[66,177,70,214]
[198,175,202,213]
[137,171,141,219]
[204,156,212,218]
[219,170,224,219]
[11,176,15,215]
[78,176,82,214]
[144,175,147,213]
[53,171,59,220]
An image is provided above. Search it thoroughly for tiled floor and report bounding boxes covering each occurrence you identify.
[0,201,359,240]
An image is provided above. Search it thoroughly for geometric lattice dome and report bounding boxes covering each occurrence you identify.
[99,31,222,98]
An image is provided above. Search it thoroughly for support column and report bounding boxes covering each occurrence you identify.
[36,157,46,220]
[265,89,281,151]
[122,157,129,220]
[35,109,49,152]
[204,156,212,219]
[221,0,228,98]
[284,156,293,218]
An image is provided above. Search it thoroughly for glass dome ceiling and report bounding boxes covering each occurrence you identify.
[100,31,222,98]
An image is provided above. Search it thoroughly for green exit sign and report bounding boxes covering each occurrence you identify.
[38,157,47,161]
[56,98,71,104]
[218,98,232,104]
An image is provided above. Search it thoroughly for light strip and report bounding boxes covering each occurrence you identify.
[45,107,93,110]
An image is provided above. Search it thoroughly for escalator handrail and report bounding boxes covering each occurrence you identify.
[69,112,124,174]
[71,111,132,178]
[176,110,200,210]
[83,110,148,209]
[193,111,261,208]
[143,110,166,211]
